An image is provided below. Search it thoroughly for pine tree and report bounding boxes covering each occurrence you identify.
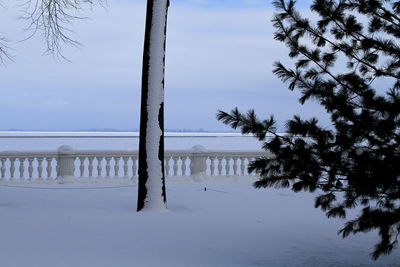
[218,0,400,259]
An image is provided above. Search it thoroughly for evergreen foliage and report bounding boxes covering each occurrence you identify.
[218,0,400,259]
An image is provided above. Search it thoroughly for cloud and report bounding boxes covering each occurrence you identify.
[0,0,328,131]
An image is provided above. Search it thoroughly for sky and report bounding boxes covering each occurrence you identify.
[0,0,326,131]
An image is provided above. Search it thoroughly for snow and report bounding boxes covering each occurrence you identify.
[142,0,169,211]
[0,181,399,266]
[1,133,399,265]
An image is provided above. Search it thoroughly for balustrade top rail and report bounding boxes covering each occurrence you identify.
[0,150,265,157]
[0,145,268,184]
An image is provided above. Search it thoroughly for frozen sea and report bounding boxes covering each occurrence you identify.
[0,131,263,151]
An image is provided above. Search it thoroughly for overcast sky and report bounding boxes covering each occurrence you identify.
[0,0,326,131]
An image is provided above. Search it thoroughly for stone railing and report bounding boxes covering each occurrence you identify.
[0,145,266,184]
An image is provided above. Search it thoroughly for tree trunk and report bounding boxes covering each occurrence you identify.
[137,0,169,212]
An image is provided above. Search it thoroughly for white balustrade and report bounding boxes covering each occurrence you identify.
[0,145,267,184]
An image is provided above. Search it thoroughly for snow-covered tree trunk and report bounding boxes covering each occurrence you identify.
[137,0,169,212]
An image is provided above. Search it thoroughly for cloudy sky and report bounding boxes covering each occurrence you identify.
[0,0,326,131]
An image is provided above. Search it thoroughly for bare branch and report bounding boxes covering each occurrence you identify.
[19,0,103,59]
[0,35,14,65]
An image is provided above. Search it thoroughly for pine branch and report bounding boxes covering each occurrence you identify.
[220,0,400,259]
[283,9,400,79]
[326,8,400,70]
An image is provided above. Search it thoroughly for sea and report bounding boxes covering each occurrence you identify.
[0,132,263,151]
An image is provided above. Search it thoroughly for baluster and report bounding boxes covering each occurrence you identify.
[37,158,44,180]
[88,157,94,178]
[240,157,246,175]
[165,156,170,176]
[181,156,187,176]
[245,157,251,175]
[19,157,25,180]
[233,157,238,175]
[188,156,193,176]
[79,157,85,177]
[96,157,103,177]
[217,157,223,176]
[122,157,129,178]
[209,157,215,176]
[172,156,179,176]
[189,155,194,175]
[131,156,138,179]
[250,157,255,176]
[0,158,6,179]
[114,157,120,177]
[246,157,251,175]
[46,157,53,179]
[55,158,59,177]
[10,158,16,180]
[225,157,231,176]
[28,158,34,180]
[105,157,112,177]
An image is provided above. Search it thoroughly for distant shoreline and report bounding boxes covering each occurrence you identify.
[0,131,250,138]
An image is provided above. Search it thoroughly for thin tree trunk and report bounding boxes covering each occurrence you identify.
[137,0,169,212]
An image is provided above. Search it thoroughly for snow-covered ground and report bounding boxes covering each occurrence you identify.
[1,133,399,266]
[1,180,399,267]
